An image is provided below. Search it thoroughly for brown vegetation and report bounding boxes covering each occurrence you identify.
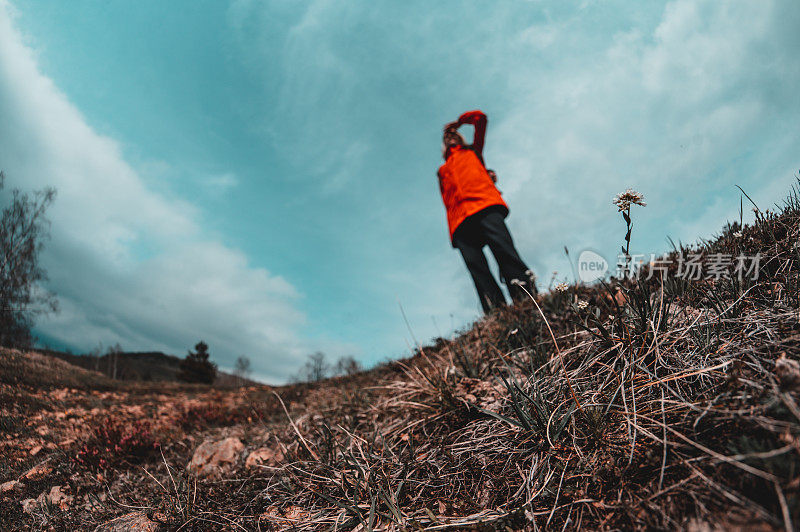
[3,186,800,530]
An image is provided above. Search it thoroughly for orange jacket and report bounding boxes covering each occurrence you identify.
[438,110,508,244]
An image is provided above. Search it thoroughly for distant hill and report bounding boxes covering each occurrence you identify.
[0,347,114,389]
[37,348,261,386]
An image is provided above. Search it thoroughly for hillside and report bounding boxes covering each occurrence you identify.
[2,186,800,530]
[43,349,184,382]
[36,348,261,387]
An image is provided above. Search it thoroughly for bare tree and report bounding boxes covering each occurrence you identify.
[106,343,122,380]
[89,342,103,372]
[0,172,57,347]
[333,356,362,377]
[234,355,252,385]
[297,351,328,382]
[308,352,328,381]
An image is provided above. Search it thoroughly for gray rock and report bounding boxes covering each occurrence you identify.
[187,437,244,478]
[94,511,161,531]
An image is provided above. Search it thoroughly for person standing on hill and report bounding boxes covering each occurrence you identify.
[437,110,536,312]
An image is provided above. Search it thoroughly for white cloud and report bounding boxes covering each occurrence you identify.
[203,172,239,192]
[0,2,331,382]
[490,0,800,277]
[225,0,800,350]
[5,0,795,379]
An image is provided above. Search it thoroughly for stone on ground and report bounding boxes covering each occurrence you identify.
[94,511,161,531]
[187,436,244,478]
[245,446,284,468]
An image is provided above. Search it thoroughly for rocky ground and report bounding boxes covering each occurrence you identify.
[0,349,403,530]
[3,189,800,530]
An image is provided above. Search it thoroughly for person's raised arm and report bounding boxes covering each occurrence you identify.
[457,110,487,156]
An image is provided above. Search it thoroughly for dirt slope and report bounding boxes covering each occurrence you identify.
[3,188,800,530]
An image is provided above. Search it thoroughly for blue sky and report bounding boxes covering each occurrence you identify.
[1,1,798,382]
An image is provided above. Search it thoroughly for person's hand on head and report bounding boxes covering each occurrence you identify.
[444,121,460,133]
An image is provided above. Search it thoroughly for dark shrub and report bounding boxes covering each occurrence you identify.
[178,341,217,384]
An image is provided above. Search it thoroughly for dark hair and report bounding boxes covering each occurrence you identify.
[443,128,465,147]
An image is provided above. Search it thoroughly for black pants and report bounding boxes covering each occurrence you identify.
[453,207,534,312]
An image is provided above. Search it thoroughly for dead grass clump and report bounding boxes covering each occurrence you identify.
[212,184,800,530]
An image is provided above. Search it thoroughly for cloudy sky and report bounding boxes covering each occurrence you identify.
[1,1,798,382]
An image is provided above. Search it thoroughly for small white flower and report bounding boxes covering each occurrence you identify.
[555,283,569,292]
[733,231,743,238]
[576,300,588,310]
[613,189,647,211]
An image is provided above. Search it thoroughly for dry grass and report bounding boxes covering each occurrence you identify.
[3,186,800,530]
